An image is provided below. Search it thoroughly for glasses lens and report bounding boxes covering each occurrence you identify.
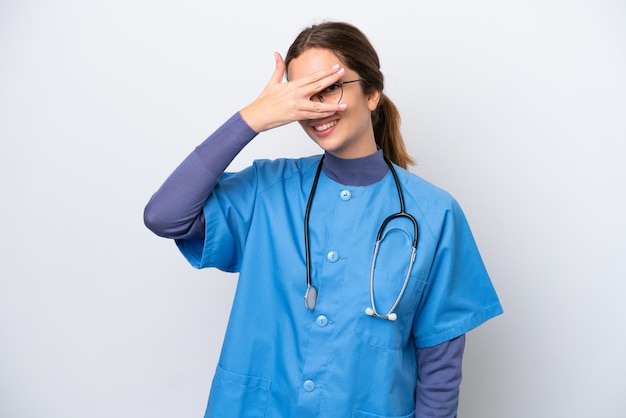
[318,83,343,103]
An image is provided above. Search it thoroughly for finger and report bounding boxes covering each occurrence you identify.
[268,52,286,85]
[296,63,343,85]
[300,102,347,120]
[299,66,346,96]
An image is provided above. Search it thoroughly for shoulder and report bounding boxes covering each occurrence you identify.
[395,165,458,209]
[228,155,321,192]
[251,154,321,176]
[393,166,470,236]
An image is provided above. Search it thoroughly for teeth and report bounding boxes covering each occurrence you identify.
[314,121,337,131]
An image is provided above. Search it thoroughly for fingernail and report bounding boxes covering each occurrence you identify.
[332,64,340,70]
[338,67,345,74]
[339,103,347,109]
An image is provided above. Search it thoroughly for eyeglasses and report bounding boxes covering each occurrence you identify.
[316,79,365,103]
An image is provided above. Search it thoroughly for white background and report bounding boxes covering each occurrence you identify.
[1,1,625,417]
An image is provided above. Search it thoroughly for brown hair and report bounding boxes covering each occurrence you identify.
[285,21,415,168]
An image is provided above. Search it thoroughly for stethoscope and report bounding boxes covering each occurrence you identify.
[303,154,419,321]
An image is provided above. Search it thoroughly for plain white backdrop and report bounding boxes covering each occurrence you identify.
[1,1,625,417]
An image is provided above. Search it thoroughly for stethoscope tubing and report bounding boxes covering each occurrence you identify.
[367,229,417,321]
[303,155,325,310]
[304,154,419,320]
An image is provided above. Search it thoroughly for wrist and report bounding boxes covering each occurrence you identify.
[240,104,264,133]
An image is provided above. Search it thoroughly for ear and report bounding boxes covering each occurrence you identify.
[367,89,381,111]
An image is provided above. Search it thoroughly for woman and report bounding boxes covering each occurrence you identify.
[145,21,502,418]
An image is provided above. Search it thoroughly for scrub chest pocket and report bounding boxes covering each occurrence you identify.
[353,274,427,349]
[354,222,428,350]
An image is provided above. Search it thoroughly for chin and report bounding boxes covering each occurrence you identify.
[310,137,344,155]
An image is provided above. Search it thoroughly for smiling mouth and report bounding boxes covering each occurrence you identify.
[313,120,338,132]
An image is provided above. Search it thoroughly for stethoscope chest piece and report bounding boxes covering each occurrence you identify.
[304,285,318,310]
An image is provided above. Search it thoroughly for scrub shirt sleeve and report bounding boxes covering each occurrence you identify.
[412,199,503,348]
[175,164,259,273]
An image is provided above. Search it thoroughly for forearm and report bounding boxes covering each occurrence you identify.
[143,112,257,239]
[415,334,466,418]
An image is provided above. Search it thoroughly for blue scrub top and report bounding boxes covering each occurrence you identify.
[176,155,502,418]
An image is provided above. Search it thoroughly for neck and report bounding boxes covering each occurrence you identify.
[321,150,389,186]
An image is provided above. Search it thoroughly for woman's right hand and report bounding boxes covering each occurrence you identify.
[240,52,347,133]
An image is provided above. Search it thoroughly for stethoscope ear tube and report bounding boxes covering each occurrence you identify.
[376,213,419,249]
[367,233,418,321]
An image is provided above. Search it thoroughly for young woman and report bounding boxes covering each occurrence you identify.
[145,21,502,418]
